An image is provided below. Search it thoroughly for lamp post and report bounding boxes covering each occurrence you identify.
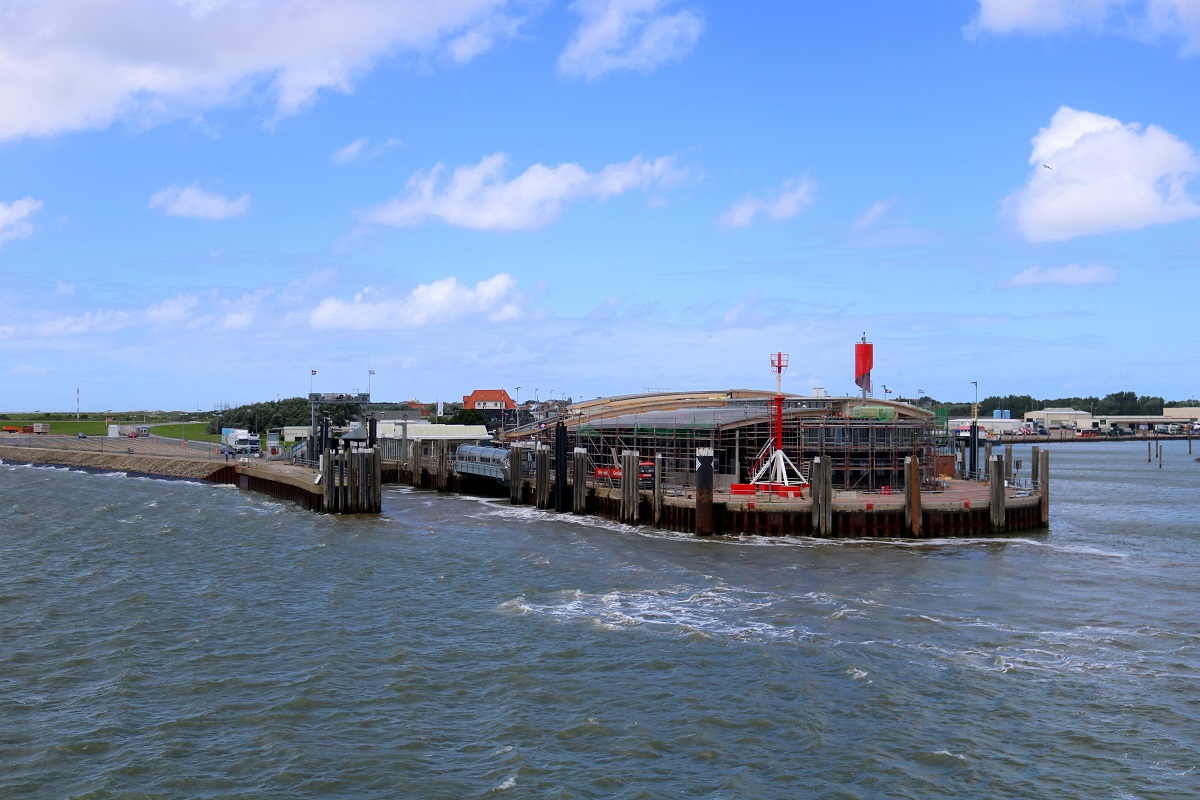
[514,386,521,428]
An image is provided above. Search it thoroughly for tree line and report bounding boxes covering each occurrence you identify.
[912,391,1183,418]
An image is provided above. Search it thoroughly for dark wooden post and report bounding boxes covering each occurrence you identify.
[1039,449,1050,525]
[572,447,588,514]
[695,447,714,535]
[989,454,1005,531]
[621,450,639,524]
[653,452,664,527]
[904,456,921,537]
[509,444,523,505]
[1004,444,1013,482]
[1031,445,1040,486]
[535,445,550,509]
[554,421,568,513]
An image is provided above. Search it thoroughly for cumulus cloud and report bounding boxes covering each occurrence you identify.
[0,197,43,245]
[364,152,686,231]
[0,1,532,140]
[310,273,524,330]
[1006,106,1200,241]
[560,0,704,78]
[969,0,1200,55]
[331,136,402,164]
[718,177,816,228]
[150,184,251,220]
[1009,263,1118,286]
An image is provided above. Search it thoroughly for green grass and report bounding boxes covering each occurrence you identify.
[0,415,220,440]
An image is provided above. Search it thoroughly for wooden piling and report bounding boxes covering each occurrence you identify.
[695,447,714,535]
[620,450,639,524]
[572,447,587,514]
[535,445,550,509]
[904,455,921,537]
[1031,445,1040,485]
[509,443,523,504]
[984,442,993,481]
[1039,449,1050,525]
[1004,444,1013,482]
[989,454,1005,531]
[653,452,664,527]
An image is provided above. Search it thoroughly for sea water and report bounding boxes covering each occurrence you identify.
[1,441,1197,799]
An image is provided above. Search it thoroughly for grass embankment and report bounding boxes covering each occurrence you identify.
[0,415,221,442]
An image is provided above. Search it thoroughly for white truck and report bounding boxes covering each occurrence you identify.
[222,428,261,455]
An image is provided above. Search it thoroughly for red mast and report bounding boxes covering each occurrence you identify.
[771,352,787,454]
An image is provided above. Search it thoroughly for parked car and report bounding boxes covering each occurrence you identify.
[77,432,87,438]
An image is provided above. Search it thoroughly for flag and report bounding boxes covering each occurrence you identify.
[311,369,317,375]
[369,370,375,375]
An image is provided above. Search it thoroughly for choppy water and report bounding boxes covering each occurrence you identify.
[1,442,1197,799]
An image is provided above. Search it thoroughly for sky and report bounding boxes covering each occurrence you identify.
[2,0,1199,412]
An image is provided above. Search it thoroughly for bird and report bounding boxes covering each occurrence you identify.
[1042,164,1053,169]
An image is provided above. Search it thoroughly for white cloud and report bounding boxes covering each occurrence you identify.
[221,311,255,329]
[0,1,533,140]
[146,294,201,325]
[1006,106,1200,242]
[970,0,1200,55]
[852,198,899,229]
[34,310,133,337]
[310,273,524,330]
[150,184,251,220]
[364,152,686,231]
[718,177,816,228]
[1009,263,1118,286]
[330,136,402,164]
[0,197,43,245]
[560,0,704,78]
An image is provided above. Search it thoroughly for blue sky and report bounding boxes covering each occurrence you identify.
[2,0,1199,412]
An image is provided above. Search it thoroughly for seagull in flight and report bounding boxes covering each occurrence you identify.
[1042,164,1053,169]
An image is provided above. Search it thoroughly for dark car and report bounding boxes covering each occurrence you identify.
[77,432,87,438]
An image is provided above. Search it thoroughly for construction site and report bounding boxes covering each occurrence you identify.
[502,341,943,495]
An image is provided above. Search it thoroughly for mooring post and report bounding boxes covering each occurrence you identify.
[1004,444,1013,482]
[438,440,450,491]
[984,442,993,482]
[509,444,523,505]
[554,421,568,513]
[904,456,921,537]
[621,450,640,524]
[990,454,1005,531]
[653,452,664,527]
[1148,440,1152,462]
[821,458,833,535]
[1159,443,1163,469]
[695,447,715,535]
[1031,445,1040,487]
[572,447,587,514]
[810,455,823,534]
[535,444,550,509]
[1039,449,1050,525]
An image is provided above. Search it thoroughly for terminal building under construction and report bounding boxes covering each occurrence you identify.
[504,389,940,492]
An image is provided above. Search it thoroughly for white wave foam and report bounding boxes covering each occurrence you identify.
[846,666,871,681]
[515,584,812,642]
[491,774,518,792]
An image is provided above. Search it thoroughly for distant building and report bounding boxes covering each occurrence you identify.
[378,409,423,421]
[462,389,516,425]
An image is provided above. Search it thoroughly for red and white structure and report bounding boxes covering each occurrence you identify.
[743,352,808,493]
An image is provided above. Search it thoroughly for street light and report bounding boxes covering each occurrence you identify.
[971,381,979,421]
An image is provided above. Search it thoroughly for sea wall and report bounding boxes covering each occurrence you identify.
[0,445,225,481]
